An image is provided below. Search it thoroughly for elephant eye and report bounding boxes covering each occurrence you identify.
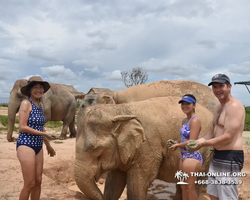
[88,98,95,105]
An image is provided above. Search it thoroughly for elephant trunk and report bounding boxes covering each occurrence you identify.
[74,137,103,200]
[7,93,20,142]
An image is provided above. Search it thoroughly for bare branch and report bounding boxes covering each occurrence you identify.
[121,67,148,88]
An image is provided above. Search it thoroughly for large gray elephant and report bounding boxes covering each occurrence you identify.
[7,79,79,141]
[75,96,213,200]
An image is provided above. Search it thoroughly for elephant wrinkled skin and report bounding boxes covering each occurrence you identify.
[7,79,77,141]
[79,80,219,115]
[75,96,213,200]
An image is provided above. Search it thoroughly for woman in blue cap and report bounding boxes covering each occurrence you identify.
[168,94,202,200]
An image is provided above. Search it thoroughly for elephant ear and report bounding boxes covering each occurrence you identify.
[102,95,116,104]
[17,86,23,97]
[42,88,53,98]
[17,80,27,98]
[112,115,146,165]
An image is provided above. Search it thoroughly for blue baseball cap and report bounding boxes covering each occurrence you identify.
[178,96,196,104]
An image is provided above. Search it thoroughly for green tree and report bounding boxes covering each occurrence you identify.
[245,107,250,131]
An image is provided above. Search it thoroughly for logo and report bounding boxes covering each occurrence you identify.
[213,74,219,78]
[174,170,189,185]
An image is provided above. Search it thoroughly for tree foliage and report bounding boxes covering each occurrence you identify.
[121,67,148,88]
[245,107,250,131]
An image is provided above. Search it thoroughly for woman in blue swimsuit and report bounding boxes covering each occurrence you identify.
[16,76,55,200]
[168,94,202,200]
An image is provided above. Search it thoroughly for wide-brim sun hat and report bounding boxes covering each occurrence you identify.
[21,76,50,96]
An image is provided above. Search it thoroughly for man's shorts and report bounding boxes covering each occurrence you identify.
[207,149,244,200]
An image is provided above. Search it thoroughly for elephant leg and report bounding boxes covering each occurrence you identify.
[126,160,160,200]
[103,170,126,200]
[59,123,69,140]
[59,107,76,139]
[7,117,16,142]
[173,184,182,200]
[69,116,77,138]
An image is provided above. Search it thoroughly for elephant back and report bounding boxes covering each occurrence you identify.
[117,80,218,112]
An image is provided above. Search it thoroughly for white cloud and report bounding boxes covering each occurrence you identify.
[73,59,101,68]
[103,70,122,81]
[197,40,216,49]
[228,62,250,75]
[139,58,208,76]
[41,65,77,82]
[84,66,100,74]
[27,47,58,61]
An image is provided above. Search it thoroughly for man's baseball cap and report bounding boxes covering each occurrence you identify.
[208,74,231,86]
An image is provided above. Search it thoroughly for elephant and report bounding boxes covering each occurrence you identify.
[79,80,219,118]
[7,78,78,141]
[75,96,213,200]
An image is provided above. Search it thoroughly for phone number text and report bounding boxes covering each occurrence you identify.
[195,179,243,185]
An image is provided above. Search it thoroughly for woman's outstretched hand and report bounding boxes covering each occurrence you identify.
[44,136,56,157]
[167,139,178,150]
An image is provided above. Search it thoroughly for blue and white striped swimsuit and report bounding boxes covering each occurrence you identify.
[180,115,203,163]
[16,98,46,154]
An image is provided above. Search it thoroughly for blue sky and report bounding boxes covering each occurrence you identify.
[0,0,250,105]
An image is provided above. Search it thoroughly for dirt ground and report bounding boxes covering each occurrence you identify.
[0,107,250,200]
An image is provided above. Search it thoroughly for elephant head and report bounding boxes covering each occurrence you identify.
[7,79,28,142]
[75,106,146,200]
[77,91,116,123]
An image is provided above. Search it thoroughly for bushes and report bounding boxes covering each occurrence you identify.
[245,107,250,131]
[0,115,18,131]
[0,115,8,126]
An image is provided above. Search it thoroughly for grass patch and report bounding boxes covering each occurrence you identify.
[0,115,19,131]
[15,117,19,124]
[45,121,63,129]
[0,115,8,126]
[245,141,250,154]
[245,107,250,131]
[76,99,83,108]
[0,103,8,107]
[54,141,63,144]
[0,127,7,131]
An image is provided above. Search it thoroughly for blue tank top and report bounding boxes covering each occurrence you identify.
[17,98,46,147]
[180,115,200,151]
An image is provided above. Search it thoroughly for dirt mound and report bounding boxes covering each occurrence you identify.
[43,159,75,184]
